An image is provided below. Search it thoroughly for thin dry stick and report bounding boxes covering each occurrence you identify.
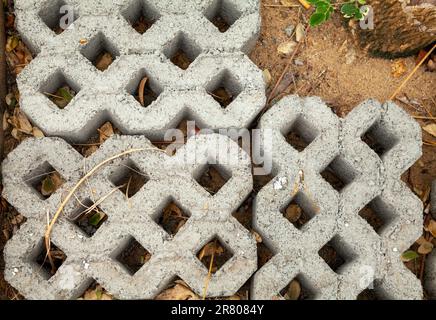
[44,147,162,268]
[138,77,148,107]
[267,25,309,106]
[389,44,436,101]
[202,241,217,300]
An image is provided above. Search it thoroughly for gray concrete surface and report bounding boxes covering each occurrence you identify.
[251,96,424,300]
[2,133,257,299]
[14,0,264,142]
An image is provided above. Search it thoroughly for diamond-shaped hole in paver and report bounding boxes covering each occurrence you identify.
[79,281,113,300]
[163,32,202,70]
[361,120,398,158]
[206,70,242,108]
[193,163,231,196]
[39,0,78,34]
[108,159,149,198]
[359,197,396,234]
[154,198,190,236]
[280,192,318,230]
[204,0,242,33]
[70,198,108,237]
[197,237,233,274]
[151,117,201,154]
[80,32,120,72]
[280,275,317,300]
[114,236,152,275]
[283,116,319,152]
[126,69,163,108]
[24,161,65,200]
[318,235,355,274]
[33,239,67,280]
[320,156,357,193]
[357,287,380,300]
[40,70,80,109]
[122,0,161,35]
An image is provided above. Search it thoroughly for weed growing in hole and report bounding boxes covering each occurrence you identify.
[307,0,369,27]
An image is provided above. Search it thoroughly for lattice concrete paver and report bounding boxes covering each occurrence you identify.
[15,0,264,142]
[2,134,257,299]
[252,96,424,300]
[18,52,265,142]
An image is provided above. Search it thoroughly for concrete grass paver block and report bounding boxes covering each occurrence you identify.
[15,0,260,54]
[18,52,265,142]
[252,96,423,300]
[2,134,257,299]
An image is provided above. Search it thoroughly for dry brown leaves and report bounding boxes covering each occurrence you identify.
[5,37,33,75]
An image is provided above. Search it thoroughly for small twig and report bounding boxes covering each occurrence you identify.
[389,44,436,101]
[138,77,148,107]
[267,25,310,106]
[44,147,163,265]
[202,240,217,300]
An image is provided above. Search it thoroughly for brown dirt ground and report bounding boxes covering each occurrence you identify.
[1,0,436,300]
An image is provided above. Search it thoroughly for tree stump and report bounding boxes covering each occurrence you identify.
[359,0,436,57]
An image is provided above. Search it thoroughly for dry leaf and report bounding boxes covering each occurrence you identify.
[426,220,436,238]
[284,280,301,300]
[284,204,302,223]
[83,286,113,300]
[391,60,407,78]
[98,122,115,143]
[155,284,200,300]
[138,77,149,106]
[418,240,433,255]
[198,242,224,260]
[32,127,45,138]
[262,69,272,87]
[95,52,114,71]
[277,41,297,57]
[295,23,305,42]
[6,36,19,52]
[423,123,436,138]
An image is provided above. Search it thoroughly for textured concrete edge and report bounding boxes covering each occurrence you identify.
[2,133,257,299]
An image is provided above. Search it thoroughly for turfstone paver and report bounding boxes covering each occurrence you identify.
[15,0,265,142]
[1,0,428,300]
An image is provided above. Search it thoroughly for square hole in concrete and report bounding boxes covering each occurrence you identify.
[40,70,80,109]
[204,0,242,33]
[39,0,78,34]
[320,156,357,193]
[283,116,319,152]
[197,237,233,274]
[33,239,67,280]
[193,164,231,196]
[70,199,108,237]
[318,235,356,274]
[24,161,65,200]
[80,32,120,72]
[359,197,396,234]
[163,32,202,70]
[361,120,398,158]
[206,70,242,108]
[154,198,190,236]
[108,159,149,198]
[114,236,151,275]
[122,0,161,34]
[125,69,162,108]
[280,192,318,230]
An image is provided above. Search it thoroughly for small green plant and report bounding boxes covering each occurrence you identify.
[307,0,369,27]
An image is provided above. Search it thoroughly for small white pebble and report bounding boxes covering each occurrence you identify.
[83,261,89,270]
[393,248,398,252]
